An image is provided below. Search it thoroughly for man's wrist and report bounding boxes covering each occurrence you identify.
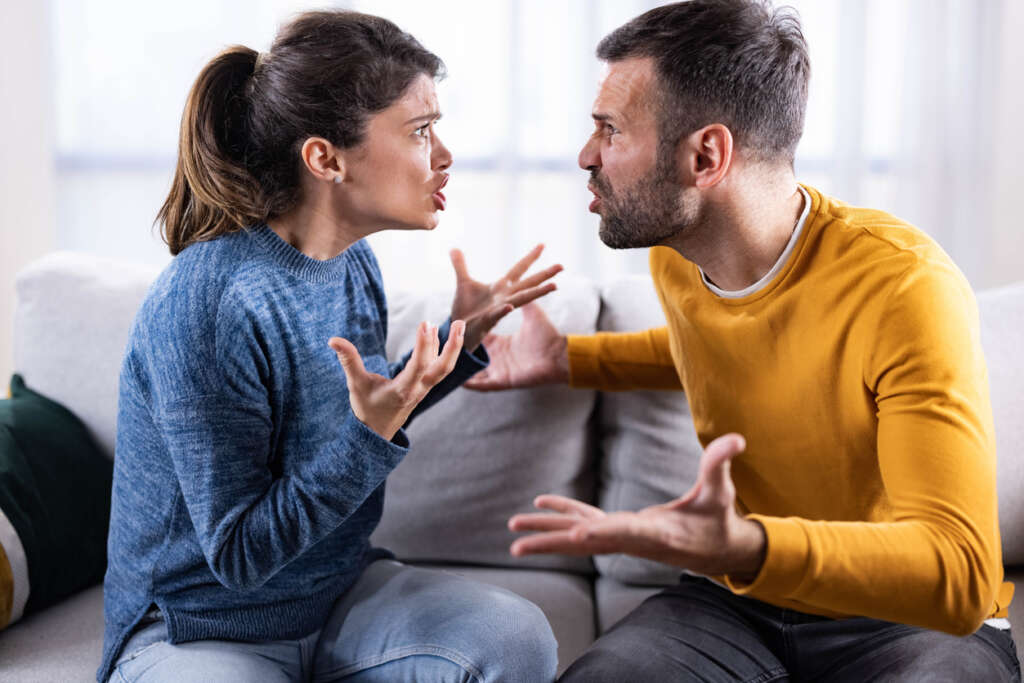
[728,518,767,584]
[554,335,570,384]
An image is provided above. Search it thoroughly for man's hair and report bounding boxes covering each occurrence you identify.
[597,0,810,165]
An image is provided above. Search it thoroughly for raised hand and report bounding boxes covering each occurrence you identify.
[463,303,569,391]
[329,320,466,441]
[508,433,767,581]
[450,244,562,352]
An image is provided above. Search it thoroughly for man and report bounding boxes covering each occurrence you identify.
[466,1,1021,680]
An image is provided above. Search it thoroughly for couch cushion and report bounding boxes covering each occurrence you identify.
[978,282,1024,564]
[593,275,703,585]
[0,375,112,629]
[13,252,160,459]
[372,279,601,574]
[422,564,595,676]
[0,582,103,683]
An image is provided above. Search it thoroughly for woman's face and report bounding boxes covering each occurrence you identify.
[339,73,452,232]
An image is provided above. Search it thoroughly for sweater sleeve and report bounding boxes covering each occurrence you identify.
[724,264,1009,635]
[567,327,683,391]
[149,292,409,592]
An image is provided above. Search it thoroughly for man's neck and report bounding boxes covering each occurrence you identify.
[663,176,805,292]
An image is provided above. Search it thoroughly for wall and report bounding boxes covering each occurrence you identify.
[0,2,56,385]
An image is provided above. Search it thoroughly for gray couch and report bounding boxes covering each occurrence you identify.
[2,251,1022,681]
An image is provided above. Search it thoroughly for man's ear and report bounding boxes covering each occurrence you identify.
[676,124,733,190]
[300,136,346,184]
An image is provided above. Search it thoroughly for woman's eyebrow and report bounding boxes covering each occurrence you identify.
[404,111,442,125]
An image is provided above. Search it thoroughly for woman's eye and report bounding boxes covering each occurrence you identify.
[415,124,430,139]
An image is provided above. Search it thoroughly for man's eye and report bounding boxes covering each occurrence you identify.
[605,124,619,136]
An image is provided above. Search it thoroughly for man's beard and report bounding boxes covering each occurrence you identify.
[593,153,698,249]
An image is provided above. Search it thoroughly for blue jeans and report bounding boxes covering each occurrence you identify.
[110,560,557,682]
[560,574,1021,682]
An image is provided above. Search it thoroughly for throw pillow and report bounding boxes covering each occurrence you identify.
[0,374,113,629]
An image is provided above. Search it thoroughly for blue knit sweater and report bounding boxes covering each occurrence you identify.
[99,227,487,682]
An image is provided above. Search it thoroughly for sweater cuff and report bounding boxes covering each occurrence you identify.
[340,409,410,463]
[724,515,809,599]
[567,334,602,388]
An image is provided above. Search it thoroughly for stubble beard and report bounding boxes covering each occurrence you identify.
[594,153,698,250]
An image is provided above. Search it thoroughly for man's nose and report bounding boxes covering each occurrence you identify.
[578,136,600,171]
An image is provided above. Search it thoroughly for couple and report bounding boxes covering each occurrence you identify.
[101,2,1020,682]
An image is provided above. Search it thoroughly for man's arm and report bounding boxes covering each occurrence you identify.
[510,266,1010,635]
[465,303,682,392]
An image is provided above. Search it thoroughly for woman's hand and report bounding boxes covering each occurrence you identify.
[450,245,562,352]
[328,320,466,441]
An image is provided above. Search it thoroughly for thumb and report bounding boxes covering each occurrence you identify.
[450,248,470,282]
[668,433,745,510]
[328,337,367,386]
[699,433,745,498]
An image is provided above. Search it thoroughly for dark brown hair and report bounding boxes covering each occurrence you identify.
[158,11,445,255]
[597,0,810,164]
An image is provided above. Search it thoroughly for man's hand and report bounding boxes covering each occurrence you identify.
[507,433,767,581]
[329,321,466,441]
[463,303,570,391]
[450,244,562,352]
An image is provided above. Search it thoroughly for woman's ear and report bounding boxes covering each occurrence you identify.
[300,136,346,184]
[677,124,733,190]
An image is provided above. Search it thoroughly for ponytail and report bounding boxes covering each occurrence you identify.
[157,46,264,256]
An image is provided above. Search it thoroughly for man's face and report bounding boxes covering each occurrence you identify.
[578,58,697,249]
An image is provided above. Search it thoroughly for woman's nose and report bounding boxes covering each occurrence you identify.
[432,133,453,171]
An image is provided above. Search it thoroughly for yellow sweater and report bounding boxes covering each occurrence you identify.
[568,185,1012,635]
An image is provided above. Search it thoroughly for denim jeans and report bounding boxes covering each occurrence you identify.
[109,560,558,683]
[560,574,1021,682]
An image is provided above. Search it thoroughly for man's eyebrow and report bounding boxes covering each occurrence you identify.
[404,111,442,125]
[592,112,615,122]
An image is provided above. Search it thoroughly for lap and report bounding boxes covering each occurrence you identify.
[561,574,1020,683]
[111,619,306,683]
[559,576,789,683]
[312,559,557,682]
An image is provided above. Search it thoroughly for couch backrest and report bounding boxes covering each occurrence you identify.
[14,252,160,458]
[978,282,1024,564]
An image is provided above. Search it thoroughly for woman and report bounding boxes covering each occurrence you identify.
[101,11,560,683]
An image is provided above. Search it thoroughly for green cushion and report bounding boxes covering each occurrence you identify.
[0,374,112,625]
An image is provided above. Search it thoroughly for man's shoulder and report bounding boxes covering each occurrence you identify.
[809,187,954,276]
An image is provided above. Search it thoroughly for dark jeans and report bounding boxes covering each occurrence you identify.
[560,574,1021,682]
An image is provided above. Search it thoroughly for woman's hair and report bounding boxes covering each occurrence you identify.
[157,11,445,255]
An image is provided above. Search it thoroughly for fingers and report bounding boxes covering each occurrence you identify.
[508,513,581,533]
[449,249,470,282]
[401,322,434,379]
[503,282,557,310]
[533,494,604,520]
[328,337,368,387]
[421,320,466,385]
[511,264,563,293]
[510,529,594,557]
[504,244,545,283]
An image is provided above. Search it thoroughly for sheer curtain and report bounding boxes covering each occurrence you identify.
[49,0,1016,291]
